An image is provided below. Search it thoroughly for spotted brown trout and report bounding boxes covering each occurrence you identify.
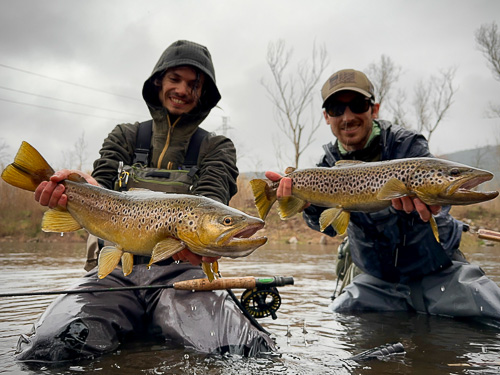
[2,141,267,281]
[250,158,498,242]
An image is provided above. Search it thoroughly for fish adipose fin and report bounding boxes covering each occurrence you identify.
[1,141,54,192]
[277,196,307,219]
[249,179,277,220]
[42,209,82,232]
[98,246,123,279]
[319,207,350,235]
[377,178,410,200]
[121,252,134,276]
[148,238,186,267]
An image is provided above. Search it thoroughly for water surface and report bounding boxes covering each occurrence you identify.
[1,240,499,374]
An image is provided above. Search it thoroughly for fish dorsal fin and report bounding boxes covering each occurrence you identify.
[319,207,350,235]
[284,166,296,174]
[41,209,82,232]
[335,160,365,166]
[148,238,186,267]
[377,178,409,200]
[121,252,134,276]
[67,173,87,183]
[98,246,123,279]
[277,196,307,219]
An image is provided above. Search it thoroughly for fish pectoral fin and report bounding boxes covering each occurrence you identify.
[377,178,409,200]
[202,261,219,282]
[41,209,82,232]
[98,246,123,279]
[121,252,134,276]
[319,208,350,235]
[148,238,185,267]
[277,196,306,219]
[429,216,440,243]
[249,179,277,220]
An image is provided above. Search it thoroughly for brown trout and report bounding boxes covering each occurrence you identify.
[2,141,267,281]
[250,158,498,242]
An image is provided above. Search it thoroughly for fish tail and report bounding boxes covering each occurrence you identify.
[1,141,54,192]
[249,179,277,220]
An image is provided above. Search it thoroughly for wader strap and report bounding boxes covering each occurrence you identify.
[133,120,153,166]
[133,120,208,168]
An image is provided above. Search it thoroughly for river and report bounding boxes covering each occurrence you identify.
[1,239,499,374]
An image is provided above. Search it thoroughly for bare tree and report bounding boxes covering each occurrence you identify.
[62,131,88,170]
[475,21,500,118]
[366,55,402,109]
[0,139,10,170]
[412,67,457,144]
[261,40,329,169]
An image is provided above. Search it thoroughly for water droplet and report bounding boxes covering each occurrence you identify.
[440,286,445,292]
[480,306,484,312]
[210,331,215,336]
[184,354,189,360]
[191,305,197,311]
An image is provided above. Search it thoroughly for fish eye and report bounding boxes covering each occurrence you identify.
[449,168,460,176]
[222,216,234,226]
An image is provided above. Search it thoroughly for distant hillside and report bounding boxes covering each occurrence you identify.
[440,145,500,187]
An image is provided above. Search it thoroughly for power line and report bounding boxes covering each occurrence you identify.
[0,63,140,101]
[0,85,144,117]
[0,97,129,121]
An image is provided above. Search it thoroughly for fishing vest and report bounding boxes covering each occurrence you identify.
[114,120,209,194]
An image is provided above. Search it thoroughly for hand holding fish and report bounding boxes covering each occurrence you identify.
[391,196,441,222]
[35,169,98,209]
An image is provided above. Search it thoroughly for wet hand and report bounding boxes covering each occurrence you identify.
[34,169,99,209]
[172,248,220,266]
[391,196,441,222]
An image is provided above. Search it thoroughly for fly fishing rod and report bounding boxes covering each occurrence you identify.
[0,276,294,298]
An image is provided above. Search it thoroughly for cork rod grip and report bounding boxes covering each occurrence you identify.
[477,229,500,242]
[173,277,257,291]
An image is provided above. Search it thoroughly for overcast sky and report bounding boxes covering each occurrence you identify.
[1,0,499,173]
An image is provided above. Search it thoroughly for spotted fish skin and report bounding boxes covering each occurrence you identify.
[250,158,498,239]
[2,141,267,281]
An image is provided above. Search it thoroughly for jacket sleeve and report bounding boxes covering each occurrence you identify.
[192,134,238,205]
[91,123,138,189]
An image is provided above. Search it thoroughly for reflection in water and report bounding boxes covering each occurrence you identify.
[0,241,499,374]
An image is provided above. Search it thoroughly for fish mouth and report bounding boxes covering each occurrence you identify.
[217,222,268,257]
[443,172,498,203]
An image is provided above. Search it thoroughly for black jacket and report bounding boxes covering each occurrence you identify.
[303,120,463,283]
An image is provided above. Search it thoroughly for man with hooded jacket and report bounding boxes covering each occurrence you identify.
[16,40,275,363]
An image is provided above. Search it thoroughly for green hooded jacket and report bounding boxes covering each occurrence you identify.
[91,40,238,204]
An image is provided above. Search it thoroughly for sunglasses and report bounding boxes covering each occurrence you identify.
[325,97,373,117]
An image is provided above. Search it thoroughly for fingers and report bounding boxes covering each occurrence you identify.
[265,171,282,181]
[35,180,67,209]
[277,177,292,199]
[391,197,442,222]
[171,249,220,267]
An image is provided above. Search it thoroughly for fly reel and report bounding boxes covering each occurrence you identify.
[240,287,282,319]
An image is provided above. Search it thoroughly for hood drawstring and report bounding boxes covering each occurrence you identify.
[157,114,181,169]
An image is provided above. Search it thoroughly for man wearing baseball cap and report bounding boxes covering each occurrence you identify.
[265,68,500,318]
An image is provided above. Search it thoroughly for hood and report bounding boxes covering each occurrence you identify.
[142,40,221,116]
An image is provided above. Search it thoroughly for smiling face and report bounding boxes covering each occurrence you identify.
[323,90,380,151]
[158,66,205,115]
